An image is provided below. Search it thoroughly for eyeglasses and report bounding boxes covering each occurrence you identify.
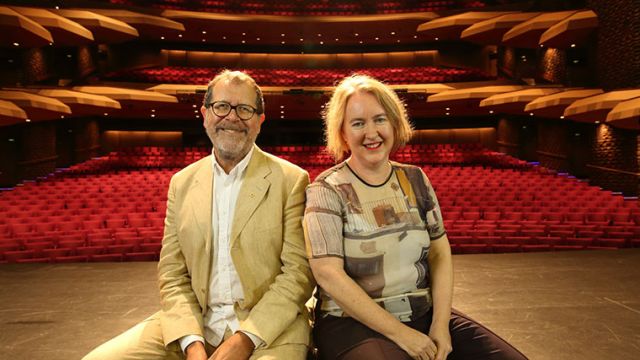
[206,101,258,121]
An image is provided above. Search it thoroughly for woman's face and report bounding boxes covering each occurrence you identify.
[341,90,394,170]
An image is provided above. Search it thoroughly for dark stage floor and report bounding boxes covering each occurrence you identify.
[1,249,639,360]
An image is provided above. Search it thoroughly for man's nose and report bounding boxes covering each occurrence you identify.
[225,107,242,121]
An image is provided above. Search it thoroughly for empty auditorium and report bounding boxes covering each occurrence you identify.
[0,0,638,359]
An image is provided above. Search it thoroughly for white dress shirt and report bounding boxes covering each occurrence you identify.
[179,150,263,352]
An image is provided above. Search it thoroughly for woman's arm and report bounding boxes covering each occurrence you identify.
[426,235,454,360]
[310,257,437,359]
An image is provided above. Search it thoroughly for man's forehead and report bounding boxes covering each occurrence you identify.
[212,79,255,100]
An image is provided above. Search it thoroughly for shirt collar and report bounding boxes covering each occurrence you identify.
[212,146,253,178]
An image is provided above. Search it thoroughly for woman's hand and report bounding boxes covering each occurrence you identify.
[428,323,452,360]
[390,325,438,360]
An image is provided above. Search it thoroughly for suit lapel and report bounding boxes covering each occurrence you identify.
[231,147,271,247]
[190,157,214,258]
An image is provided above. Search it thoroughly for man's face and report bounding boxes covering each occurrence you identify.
[201,79,263,167]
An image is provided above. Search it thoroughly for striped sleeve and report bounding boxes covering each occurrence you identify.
[303,182,344,258]
[421,170,446,241]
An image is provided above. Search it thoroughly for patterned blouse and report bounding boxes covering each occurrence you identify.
[303,161,446,313]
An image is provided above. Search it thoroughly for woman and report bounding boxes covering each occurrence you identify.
[303,75,528,360]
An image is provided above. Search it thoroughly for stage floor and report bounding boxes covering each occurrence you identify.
[1,249,639,360]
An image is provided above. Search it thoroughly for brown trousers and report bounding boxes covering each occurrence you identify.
[314,309,528,360]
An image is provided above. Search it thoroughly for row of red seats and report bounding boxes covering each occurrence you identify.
[446,216,640,252]
[1,145,638,262]
[0,225,163,263]
[106,66,493,86]
[107,0,477,15]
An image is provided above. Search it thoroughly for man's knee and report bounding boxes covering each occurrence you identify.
[82,313,180,360]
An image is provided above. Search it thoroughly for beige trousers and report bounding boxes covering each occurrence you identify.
[82,312,308,360]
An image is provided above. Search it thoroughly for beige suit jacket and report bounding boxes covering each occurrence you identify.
[157,145,314,351]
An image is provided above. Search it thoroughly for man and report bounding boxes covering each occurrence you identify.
[84,70,315,359]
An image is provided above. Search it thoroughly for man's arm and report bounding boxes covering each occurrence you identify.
[238,170,315,346]
[157,176,205,346]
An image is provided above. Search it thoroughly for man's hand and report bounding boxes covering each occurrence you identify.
[209,332,254,360]
[186,341,208,360]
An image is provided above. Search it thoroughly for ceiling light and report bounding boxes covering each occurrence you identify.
[178,34,182,38]
[413,35,417,39]
[280,105,284,108]
[595,120,600,124]
[281,115,285,119]
[560,116,565,119]
[192,104,197,108]
[320,41,324,45]
[242,40,246,43]
[489,110,494,114]
[256,37,260,40]
[317,33,322,37]
[281,33,285,37]
[160,36,165,40]
[540,44,544,47]
[49,42,53,46]
[397,40,400,43]
[359,41,363,44]
[280,111,284,114]
[104,113,108,116]
[281,41,285,44]
[529,113,534,116]
[435,37,439,41]
[12,42,19,47]
[26,119,31,122]
[335,38,339,41]
[202,31,206,34]
[571,44,576,48]
[8,138,14,142]
[151,109,156,112]
[390,32,395,35]
[202,39,205,42]
[375,37,379,40]
[194,110,198,113]
[55,6,59,9]
[299,38,303,41]
[445,108,450,111]
[222,36,226,40]
[242,32,246,36]
[196,115,200,118]
[445,112,450,116]
[60,115,65,119]
[151,114,155,118]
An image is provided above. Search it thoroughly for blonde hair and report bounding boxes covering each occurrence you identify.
[203,70,264,114]
[324,74,413,161]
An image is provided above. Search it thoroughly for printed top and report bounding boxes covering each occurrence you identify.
[303,161,446,310]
